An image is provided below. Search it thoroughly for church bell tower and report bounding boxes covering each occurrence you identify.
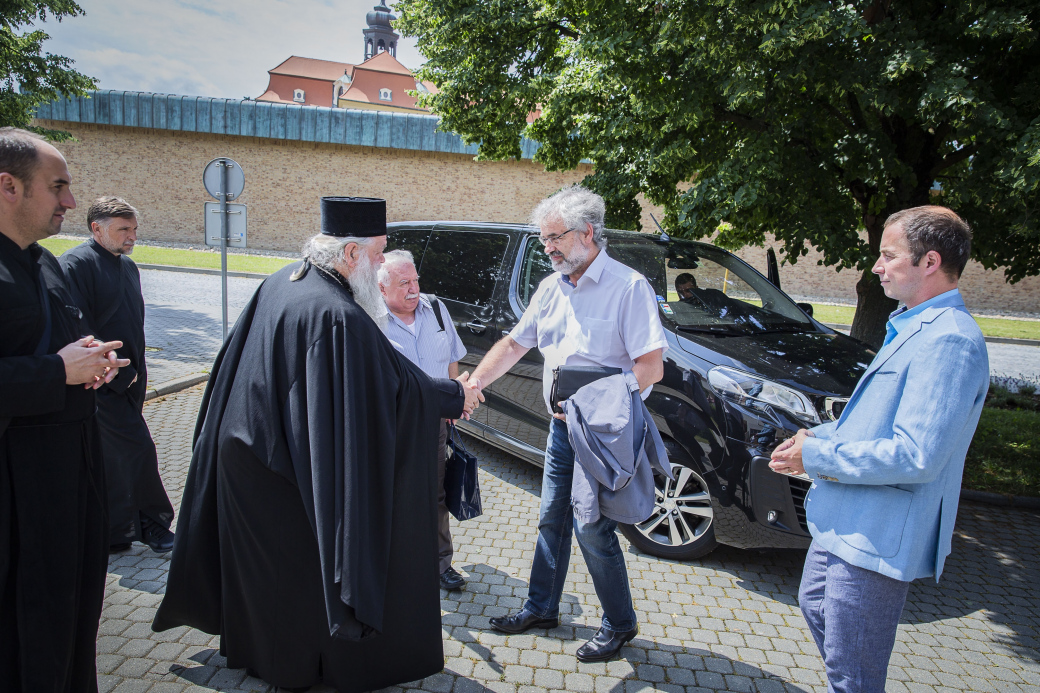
[363,2,399,60]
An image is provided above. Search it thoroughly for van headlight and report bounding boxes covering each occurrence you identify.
[708,366,821,425]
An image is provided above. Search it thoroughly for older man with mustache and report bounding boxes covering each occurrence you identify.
[378,248,469,591]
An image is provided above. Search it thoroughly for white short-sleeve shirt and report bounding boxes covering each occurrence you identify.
[381,296,467,379]
[510,248,669,413]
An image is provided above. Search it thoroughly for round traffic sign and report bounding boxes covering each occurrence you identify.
[203,157,245,201]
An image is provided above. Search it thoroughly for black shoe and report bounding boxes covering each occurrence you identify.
[141,518,175,553]
[575,625,638,662]
[489,610,559,634]
[109,542,132,554]
[439,566,467,591]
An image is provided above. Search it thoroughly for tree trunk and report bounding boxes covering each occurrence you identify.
[850,267,897,349]
[849,211,898,349]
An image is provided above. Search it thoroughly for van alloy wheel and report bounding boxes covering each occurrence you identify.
[619,444,718,560]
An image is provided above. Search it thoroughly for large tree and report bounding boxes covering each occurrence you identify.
[1,1,96,140]
[396,0,1040,346]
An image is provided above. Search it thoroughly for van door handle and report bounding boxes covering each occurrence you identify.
[464,321,486,335]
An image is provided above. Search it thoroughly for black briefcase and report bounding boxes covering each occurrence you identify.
[444,423,483,521]
[549,365,623,413]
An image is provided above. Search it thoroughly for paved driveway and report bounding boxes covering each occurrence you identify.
[95,385,1040,693]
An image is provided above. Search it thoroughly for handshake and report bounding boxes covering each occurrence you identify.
[454,373,484,420]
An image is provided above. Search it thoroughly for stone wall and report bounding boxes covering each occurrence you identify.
[40,120,592,253]
[38,119,1040,316]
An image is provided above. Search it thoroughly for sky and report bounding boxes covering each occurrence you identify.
[37,0,426,100]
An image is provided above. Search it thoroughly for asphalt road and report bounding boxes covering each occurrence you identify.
[139,268,1040,388]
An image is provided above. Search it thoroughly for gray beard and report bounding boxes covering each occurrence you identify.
[551,242,591,275]
[347,258,388,324]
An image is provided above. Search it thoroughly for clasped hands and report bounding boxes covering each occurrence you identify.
[58,336,131,390]
[454,372,485,420]
[768,428,814,476]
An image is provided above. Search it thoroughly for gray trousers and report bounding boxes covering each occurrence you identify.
[799,541,911,693]
[435,420,453,573]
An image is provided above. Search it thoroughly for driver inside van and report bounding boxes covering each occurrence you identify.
[674,272,743,318]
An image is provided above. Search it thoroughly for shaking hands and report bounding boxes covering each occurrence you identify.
[455,372,485,420]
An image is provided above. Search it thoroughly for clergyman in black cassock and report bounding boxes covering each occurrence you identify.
[0,128,130,692]
[59,199,175,552]
[153,197,474,691]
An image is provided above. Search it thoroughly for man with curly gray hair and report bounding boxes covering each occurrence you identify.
[471,186,668,663]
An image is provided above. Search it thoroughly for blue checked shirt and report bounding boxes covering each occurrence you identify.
[381,295,467,379]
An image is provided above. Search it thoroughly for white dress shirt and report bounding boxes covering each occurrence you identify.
[510,248,668,413]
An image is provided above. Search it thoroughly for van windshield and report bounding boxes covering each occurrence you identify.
[517,235,815,335]
[608,238,815,334]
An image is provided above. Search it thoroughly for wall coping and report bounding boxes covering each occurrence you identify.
[35,89,545,160]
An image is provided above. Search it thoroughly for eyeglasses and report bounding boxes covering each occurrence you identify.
[537,227,578,247]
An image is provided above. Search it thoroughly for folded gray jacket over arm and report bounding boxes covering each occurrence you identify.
[563,371,673,524]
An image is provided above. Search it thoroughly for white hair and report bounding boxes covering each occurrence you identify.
[377,248,415,286]
[531,185,607,249]
[301,233,372,273]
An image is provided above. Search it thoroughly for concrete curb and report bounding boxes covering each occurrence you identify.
[144,373,209,402]
[136,263,273,280]
[961,489,1040,510]
[822,323,1040,347]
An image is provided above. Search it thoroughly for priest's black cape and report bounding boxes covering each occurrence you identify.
[59,239,174,546]
[152,261,466,691]
[0,233,108,692]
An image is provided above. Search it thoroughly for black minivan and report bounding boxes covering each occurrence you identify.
[387,222,875,560]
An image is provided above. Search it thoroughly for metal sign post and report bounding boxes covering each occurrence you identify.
[202,157,245,341]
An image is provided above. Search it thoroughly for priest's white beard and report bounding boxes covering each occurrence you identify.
[348,256,388,326]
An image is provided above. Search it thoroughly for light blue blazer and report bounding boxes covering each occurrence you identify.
[801,291,989,582]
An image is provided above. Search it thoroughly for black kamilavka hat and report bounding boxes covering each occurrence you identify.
[321,196,386,237]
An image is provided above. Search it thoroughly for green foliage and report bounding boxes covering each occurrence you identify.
[0,1,96,140]
[397,0,1040,304]
[964,407,1040,497]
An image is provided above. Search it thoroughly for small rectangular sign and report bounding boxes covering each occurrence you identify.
[204,202,247,248]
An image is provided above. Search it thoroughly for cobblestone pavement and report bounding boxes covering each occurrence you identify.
[140,269,263,386]
[96,385,1040,693]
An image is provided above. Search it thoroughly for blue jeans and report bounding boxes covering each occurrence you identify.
[523,419,637,632]
[799,541,911,693]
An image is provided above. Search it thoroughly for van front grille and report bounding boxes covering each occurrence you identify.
[788,476,812,533]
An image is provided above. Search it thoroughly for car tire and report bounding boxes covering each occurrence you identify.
[619,441,718,560]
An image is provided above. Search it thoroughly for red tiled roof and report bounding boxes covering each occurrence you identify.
[354,51,414,76]
[257,89,296,105]
[269,56,353,81]
[339,68,425,110]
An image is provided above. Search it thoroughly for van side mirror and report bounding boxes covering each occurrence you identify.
[766,248,780,289]
[797,302,814,317]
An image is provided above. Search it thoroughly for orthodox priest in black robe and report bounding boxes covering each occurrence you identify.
[0,128,130,692]
[59,198,175,552]
[153,197,480,692]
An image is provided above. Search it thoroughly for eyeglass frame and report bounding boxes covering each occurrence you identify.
[537,224,586,247]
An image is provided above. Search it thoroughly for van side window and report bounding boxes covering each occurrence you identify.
[387,228,432,264]
[518,238,553,309]
[420,230,509,307]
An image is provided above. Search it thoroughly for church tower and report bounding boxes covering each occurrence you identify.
[363,2,399,60]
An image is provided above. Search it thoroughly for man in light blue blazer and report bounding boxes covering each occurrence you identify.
[770,206,989,693]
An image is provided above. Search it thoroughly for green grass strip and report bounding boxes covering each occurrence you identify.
[39,238,295,275]
[964,407,1040,497]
